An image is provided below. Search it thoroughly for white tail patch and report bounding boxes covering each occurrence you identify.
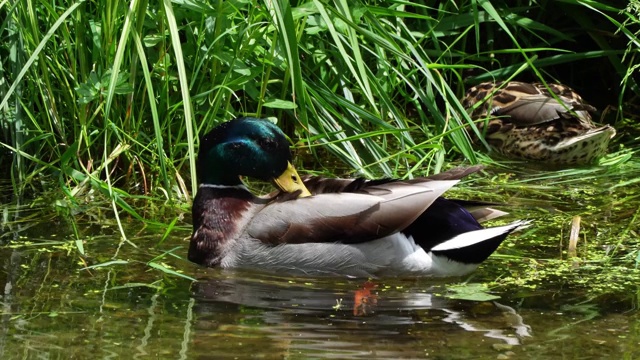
[431,220,530,252]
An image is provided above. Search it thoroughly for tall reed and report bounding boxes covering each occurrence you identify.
[0,0,636,206]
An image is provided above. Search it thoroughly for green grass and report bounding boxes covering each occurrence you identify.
[2,0,637,197]
[1,0,639,275]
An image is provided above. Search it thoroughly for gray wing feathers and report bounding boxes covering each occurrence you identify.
[247,180,459,245]
[495,94,595,126]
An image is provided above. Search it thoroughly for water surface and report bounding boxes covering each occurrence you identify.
[1,167,639,359]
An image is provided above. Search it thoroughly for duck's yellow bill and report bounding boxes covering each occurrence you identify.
[273,162,312,198]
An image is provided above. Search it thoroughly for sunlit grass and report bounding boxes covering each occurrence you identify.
[0,0,638,282]
[2,0,636,199]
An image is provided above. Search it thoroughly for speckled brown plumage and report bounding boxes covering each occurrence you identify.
[463,81,616,165]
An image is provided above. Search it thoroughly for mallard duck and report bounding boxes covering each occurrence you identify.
[462,81,616,165]
[188,116,528,277]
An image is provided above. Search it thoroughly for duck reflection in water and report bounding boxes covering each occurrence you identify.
[189,270,532,358]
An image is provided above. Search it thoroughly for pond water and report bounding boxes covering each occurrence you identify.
[1,165,639,359]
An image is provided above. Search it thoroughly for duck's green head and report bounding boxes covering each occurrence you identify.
[197,117,311,197]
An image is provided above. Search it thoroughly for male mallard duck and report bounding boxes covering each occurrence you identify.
[188,116,528,277]
[463,81,616,165]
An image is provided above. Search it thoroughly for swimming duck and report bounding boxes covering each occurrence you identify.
[188,116,528,277]
[462,81,616,165]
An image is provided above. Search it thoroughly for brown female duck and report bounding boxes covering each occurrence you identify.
[463,81,616,165]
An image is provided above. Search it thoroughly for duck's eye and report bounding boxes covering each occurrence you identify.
[255,136,275,150]
[291,175,298,183]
